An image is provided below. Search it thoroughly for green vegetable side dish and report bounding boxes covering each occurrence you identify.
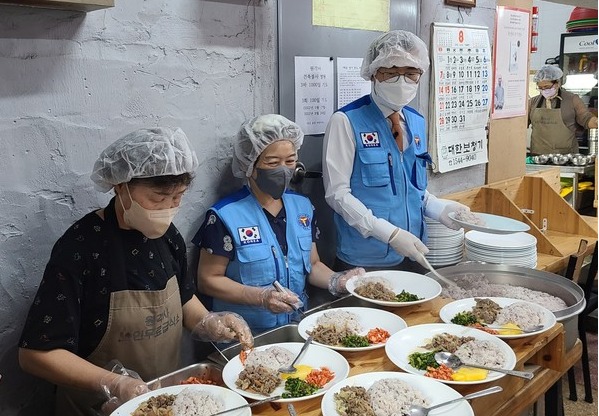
[408,351,440,370]
[395,290,423,302]
[450,311,479,326]
[341,334,370,348]
[281,377,319,398]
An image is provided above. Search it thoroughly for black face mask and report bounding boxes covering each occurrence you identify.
[254,166,294,199]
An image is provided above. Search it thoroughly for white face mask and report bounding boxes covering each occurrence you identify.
[373,78,419,111]
[118,184,179,239]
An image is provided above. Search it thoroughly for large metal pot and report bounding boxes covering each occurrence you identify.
[428,263,586,349]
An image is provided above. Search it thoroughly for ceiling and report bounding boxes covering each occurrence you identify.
[542,0,598,9]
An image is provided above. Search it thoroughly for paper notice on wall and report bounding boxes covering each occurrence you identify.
[337,57,371,109]
[430,24,492,173]
[491,7,531,119]
[313,0,390,32]
[294,56,334,135]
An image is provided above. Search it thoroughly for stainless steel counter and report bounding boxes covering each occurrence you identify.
[525,163,595,209]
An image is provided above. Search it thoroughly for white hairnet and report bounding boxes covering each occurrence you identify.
[232,114,304,179]
[91,127,199,192]
[361,30,430,80]
[533,65,563,82]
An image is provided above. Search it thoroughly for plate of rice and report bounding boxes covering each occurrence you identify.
[110,384,250,416]
[448,212,530,234]
[297,307,407,351]
[321,371,474,416]
[222,342,350,403]
[346,271,442,307]
[385,323,517,385]
[439,297,557,339]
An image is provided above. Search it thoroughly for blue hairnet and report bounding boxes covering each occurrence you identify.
[91,127,198,192]
[232,114,304,178]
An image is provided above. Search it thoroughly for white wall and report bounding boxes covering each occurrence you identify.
[531,0,574,70]
[0,1,276,414]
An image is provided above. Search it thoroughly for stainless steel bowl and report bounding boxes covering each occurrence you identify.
[571,154,589,166]
[551,154,570,165]
[532,155,549,164]
[147,361,224,389]
[429,263,585,349]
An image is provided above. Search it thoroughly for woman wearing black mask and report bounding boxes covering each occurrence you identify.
[193,115,364,333]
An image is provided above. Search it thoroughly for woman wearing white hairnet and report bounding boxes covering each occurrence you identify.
[193,115,364,333]
[528,65,598,155]
[322,30,470,274]
[18,127,253,415]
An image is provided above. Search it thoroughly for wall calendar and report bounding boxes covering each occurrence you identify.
[430,23,492,173]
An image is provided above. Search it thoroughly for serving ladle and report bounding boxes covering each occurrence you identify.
[435,351,534,379]
[420,254,458,287]
[278,336,313,374]
[408,385,502,416]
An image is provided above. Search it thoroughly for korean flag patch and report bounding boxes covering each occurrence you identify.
[237,226,262,245]
[360,132,380,148]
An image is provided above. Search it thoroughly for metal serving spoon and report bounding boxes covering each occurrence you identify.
[278,336,313,374]
[420,254,458,287]
[408,386,503,416]
[435,351,534,379]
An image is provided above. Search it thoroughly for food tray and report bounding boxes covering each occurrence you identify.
[146,361,224,390]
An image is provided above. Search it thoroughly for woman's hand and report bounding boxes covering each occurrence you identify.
[192,312,254,350]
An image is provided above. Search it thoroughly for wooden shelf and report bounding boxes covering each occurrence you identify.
[445,174,597,273]
[0,0,114,12]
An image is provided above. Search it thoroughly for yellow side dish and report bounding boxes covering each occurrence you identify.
[451,367,489,381]
[281,364,313,380]
[497,322,522,335]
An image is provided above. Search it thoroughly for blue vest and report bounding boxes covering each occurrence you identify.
[336,95,431,267]
[211,186,313,333]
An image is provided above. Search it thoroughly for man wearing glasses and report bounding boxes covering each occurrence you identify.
[322,30,469,274]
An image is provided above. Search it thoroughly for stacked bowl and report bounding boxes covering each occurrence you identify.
[566,7,597,32]
[464,230,537,268]
[425,217,464,267]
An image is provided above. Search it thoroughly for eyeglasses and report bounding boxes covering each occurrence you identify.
[378,70,423,84]
[536,83,556,91]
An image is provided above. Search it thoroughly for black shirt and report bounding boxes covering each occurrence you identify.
[19,198,195,358]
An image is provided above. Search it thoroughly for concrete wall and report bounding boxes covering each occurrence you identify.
[0,1,276,414]
[0,0,493,414]
[531,0,574,71]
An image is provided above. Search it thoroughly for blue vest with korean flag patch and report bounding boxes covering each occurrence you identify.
[211,186,312,333]
[336,95,431,267]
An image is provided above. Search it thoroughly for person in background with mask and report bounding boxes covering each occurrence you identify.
[193,115,364,334]
[322,30,470,274]
[528,65,598,155]
[19,128,253,416]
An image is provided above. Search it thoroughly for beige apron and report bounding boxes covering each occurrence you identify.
[54,200,183,415]
[55,277,183,415]
[530,103,578,155]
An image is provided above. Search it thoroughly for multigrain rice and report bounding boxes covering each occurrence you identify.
[442,274,567,312]
[493,302,543,328]
[367,378,428,416]
[454,340,506,367]
[315,310,362,333]
[244,346,294,372]
[170,387,224,416]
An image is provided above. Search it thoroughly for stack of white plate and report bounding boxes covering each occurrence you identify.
[425,218,464,266]
[465,230,537,268]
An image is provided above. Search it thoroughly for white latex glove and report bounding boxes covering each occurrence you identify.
[389,228,429,267]
[328,267,366,296]
[192,312,254,349]
[425,195,470,231]
[99,362,149,415]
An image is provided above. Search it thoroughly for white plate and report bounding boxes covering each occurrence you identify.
[321,371,474,416]
[449,212,530,234]
[465,231,537,249]
[222,342,350,403]
[297,307,407,352]
[385,323,517,385]
[438,297,556,339]
[110,384,250,416]
[346,270,442,307]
